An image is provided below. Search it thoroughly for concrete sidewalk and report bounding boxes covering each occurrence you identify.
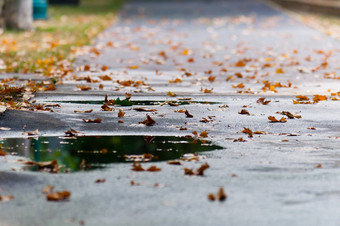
[0,0,340,225]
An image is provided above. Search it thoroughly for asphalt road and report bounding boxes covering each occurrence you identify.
[0,0,340,225]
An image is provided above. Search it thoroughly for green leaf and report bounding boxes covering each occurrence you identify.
[114,97,133,106]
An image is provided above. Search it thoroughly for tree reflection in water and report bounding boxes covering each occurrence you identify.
[1,136,222,172]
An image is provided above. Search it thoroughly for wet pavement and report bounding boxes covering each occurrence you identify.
[1,0,340,225]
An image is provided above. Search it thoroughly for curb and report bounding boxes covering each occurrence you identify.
[271,0,340,16]
[0,106,6,114]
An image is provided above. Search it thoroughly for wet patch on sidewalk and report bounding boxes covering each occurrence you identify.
[0,136,222,172]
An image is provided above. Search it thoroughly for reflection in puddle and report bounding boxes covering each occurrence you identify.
[1,136,222,172]
[44,100,221,106]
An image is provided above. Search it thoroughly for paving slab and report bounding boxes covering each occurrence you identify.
[0,0,340,226]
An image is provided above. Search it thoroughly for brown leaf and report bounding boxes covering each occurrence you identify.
[217,187,227,201]
[242,128,253,138]
[46,190,71,201]
[139,114,156,126]
[235,60,246,67]
[82,118,102,123]
[233,137,247,142]
[196,162,210,176]
[146,166,161,172]
[167,160,182,165]
[74,109,93,113]
[84,65,90,71]
[77,85,91,91]
[132,162,145,171]
[207,193,216,201]
[95,178,106,183]
[24,129,39,136]
[168,101,179,106]
[199,131,208,138]
[277,111,301,119]
[99,75,112,81]
[101,104,114,111]
[207,187,227,202]
[118,109,125,118]
[184,168,195,175]
[101,65,109,71]
[64,128,81,137]
[185,110,194,118]
[42,185,55,194]
[133,107,157,112]
[268,116,286,123]
[0,195,14,202]
[208,76,216,82]
[238,109,250,115]
[256,97,271,105]
[24,159,60,173]
[0,149,7,156]
[168,91,177,97]
[232,83,245,88]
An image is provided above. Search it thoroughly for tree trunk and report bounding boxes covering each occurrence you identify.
[3,0,33,30]
[0,0,5,32]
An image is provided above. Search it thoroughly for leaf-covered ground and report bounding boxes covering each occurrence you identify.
[0,0,340,225]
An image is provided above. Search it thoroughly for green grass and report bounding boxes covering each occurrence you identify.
[0,0,123,74]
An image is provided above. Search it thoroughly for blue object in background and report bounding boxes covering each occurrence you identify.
[33,0,48,20]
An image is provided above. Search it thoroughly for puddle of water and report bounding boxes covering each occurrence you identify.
[44,100,221,106]
[1,136,222,172]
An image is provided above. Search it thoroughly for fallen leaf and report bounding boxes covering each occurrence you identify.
[184,168,195,175]
[118,109,125,118]
[101,65,108,71]
[208,76,216,82]
[95,179,106,183]
[268,116,286,123]
[0,195,14,202]
[235,60,246,67]
[168,91,177,97]
[101,104,114,111]
[42,185,54,194]
[277,111,301,119]
[276,68,284,74]
[99,75,112,81]
[132,162,144,171]
[64,129,81,137]
[139,114,156,126]
[185,110,193,118]
[24,129,39,136]
[24,159,60,173]
[77,85,91,91]
[199,131,208,138]
[82,118,102,123]
[256,98,271,105]
[232,83,245,88]
[167,160,182,165]
[207,187,227,202]
[242,128,253,138]
[147,166,161,172]
[217,187,227,201]
[46,190,71,201]
[233,137,247,142]
[133,107,157,112]
[207,193,216,201]
[239,109,250,115]
[74,109,93,113]
[196,162,210,176]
